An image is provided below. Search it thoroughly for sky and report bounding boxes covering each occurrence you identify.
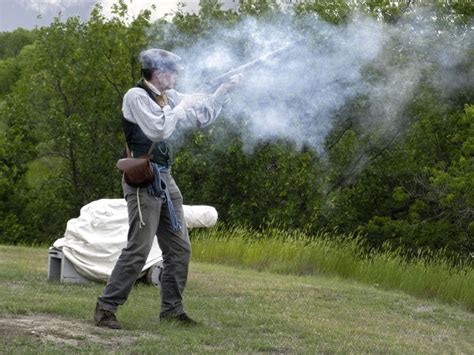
[0,0,220,32]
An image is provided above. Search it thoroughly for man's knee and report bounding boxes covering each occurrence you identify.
[179,245,191,264]
[163,242,190,266]
[122,236,153,261]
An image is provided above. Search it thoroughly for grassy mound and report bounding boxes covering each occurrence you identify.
[191,225,474,310]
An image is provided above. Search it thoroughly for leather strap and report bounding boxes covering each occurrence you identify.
[125,141,155,158]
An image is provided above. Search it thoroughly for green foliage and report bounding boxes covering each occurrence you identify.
[0,3,150,244]
[0,58,18,97]
[0,90,38,244]
[295,0,352,24]
[328,103,474,255]
[0,28,37,59]
[238,0,278,17]
[0,29,37,97]
[0,0,472,258]
[175,125,321,230]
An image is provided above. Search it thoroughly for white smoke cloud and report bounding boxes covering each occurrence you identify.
[150,6,472,157]
[165,15,387,153]
[20,0,89,13]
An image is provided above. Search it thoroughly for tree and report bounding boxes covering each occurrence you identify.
[0,3,151,244]
[0,0,472,258]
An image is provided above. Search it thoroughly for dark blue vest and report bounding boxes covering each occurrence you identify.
[122,79,173,167]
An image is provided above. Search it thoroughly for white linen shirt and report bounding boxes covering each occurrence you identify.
[122,80,229,142]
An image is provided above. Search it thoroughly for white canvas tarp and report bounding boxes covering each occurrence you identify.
[53,199,217,282]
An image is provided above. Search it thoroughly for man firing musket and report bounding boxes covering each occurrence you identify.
[93,48,240,329]
[94,42,298,329]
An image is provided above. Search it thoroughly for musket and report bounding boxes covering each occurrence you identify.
[197,40,303,92]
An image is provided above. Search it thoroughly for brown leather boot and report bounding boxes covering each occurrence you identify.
[94,303,121,329]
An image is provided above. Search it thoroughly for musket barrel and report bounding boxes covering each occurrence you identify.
[201,40,302,90]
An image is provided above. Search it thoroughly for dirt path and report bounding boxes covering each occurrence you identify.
[0,314,156,351]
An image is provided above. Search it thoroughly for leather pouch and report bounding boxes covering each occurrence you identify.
[116,143,155,188]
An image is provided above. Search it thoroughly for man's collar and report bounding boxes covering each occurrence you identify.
[144,79,161,95]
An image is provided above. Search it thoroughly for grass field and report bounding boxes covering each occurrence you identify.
[0,245,473,353]
[191,225,474,311]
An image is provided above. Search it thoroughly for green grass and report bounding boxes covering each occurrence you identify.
[190,225,474,311]
[0,245,473,353]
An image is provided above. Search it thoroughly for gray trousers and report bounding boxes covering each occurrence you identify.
[97,172,191,316]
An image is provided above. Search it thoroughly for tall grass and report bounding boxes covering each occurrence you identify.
[191,224,474,311]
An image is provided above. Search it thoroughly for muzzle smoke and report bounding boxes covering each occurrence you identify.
[148,6,473,155]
